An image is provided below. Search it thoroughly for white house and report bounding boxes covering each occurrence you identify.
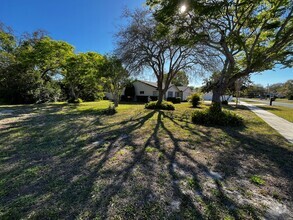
[177,86,193,101]
[203,92,233,101]
[105,80,193,102]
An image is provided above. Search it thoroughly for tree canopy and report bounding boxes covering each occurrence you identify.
[101,56,130,107]
[147,0,293,110]
[115,9,214,104]
[63,52,105,101]
[0,24,106,104]
[164,70,189,86]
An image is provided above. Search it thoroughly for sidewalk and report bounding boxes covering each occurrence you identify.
[241,102,293,144]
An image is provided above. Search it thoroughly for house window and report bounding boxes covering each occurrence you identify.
[140,91,144,94]
[168,91,173,97]
[175,92,180,97]
[153,91,158,96]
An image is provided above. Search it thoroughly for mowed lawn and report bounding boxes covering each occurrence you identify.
[242,99,293,122]
[256,105,293,123]
[0,101,292,219]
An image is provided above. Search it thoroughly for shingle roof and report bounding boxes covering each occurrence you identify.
[137,80,181,90]
[138,80,158,88]
[177,86,190,92]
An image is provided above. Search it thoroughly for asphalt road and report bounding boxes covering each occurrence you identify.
[241,98,293,108]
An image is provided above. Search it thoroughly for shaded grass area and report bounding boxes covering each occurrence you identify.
[0,101,292,219]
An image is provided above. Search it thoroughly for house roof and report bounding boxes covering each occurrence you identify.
[137,80,158,88]
[136,80,189,91]
[177,86,190,92]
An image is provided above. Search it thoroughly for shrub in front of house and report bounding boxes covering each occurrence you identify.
[188,93,201,107]
[145,101,175,110]
[167,97,181,104]
[191,105,243,126]
[68,98,83,103]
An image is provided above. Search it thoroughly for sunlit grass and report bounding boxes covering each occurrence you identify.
[258,105,293,122]
[240,99,293,122]
[0,100,292,219]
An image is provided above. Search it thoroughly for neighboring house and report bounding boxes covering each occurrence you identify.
[203,92,233,101]
[105,80,193,102]
[177,86,193,101]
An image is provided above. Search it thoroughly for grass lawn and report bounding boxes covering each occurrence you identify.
[273,99,293,104]
[256,105,293,123]
[241,99,293,122]
[0,101,292,219]
[247,98,293,104]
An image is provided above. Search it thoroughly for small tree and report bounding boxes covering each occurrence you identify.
[124,83,136,101]
[102,56,130,107]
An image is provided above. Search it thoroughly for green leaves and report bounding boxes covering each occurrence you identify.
[63,52,105,101]
[147,0,293,106]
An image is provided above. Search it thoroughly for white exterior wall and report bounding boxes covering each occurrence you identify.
[132,81,157,97]
[166,85,180,98]
[203,92,213,101]
[203,92,233,101]
[182,88,192,101]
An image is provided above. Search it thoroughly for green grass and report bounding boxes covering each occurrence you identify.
[250,175,265,186]
[257,105,293,122]
[271,99,293,104]
[246,98,293,104]
[0,100,292,219]
[241,99,293,122]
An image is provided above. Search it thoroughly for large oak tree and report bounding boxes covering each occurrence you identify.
[115,9,214,105]
[147,0,293,110]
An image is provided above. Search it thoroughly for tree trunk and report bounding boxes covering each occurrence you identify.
[114,99,119,107]
[70,84,77,100]
[157,89,164,105]
[113,93,119,107]
[211,87,223,112]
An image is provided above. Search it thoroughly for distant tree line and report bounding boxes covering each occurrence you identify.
[242,80,293,99]
[0,23,128,104]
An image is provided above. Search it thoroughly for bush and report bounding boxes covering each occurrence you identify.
[188,93,201,107]
[145,101,175,110]
[221,100,228,105]
[68,98,83,103]
[104,104,117,115]
[191,106,243,126]
[167,97,181,104]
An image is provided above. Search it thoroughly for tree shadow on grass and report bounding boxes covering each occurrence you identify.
[0,105,292,219]
[158,111,263,219]
[216,126,293,195]
[0,105,159,218]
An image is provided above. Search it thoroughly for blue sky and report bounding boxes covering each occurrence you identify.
[0,0,292,87]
